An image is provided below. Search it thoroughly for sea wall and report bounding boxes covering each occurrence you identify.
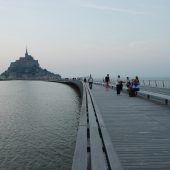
[59,80,83,98]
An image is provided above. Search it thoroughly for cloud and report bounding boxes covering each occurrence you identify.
[80,3,154,16]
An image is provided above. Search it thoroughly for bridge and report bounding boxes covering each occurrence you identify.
[69,81,170,170]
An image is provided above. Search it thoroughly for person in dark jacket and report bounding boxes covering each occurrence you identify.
[105,74,110,87]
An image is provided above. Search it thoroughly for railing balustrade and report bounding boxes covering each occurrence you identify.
[94,78,170,89]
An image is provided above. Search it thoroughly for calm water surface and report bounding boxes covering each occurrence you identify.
[0,81,81,170]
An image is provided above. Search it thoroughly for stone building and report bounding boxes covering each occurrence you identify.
[1,49,61,80]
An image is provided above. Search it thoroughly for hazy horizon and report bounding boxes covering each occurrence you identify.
[0,0,170,78]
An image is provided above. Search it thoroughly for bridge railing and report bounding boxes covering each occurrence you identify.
[140,80,170,88]
[71,82,123,170]
[95,79,170,89]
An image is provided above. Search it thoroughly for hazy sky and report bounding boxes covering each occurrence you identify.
[0,0,170,78]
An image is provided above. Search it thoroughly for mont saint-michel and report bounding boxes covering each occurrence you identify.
[0,49,61,80]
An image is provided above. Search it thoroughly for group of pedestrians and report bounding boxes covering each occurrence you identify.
[126,76,140,97]
[83,74,140,97]
[103,75,140,96]
[116,75,140,96]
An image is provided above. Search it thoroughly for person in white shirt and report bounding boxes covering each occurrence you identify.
[88,74,93,89]
[116,75,122,95]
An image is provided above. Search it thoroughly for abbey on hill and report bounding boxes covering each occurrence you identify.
[1,49,61,80]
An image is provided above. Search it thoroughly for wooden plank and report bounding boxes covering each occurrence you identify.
[89,86,123,170]
[101,127,123,170]
[88,99,97,127]
[71,126,87,170]
[79,83,88,126]
[79,96,87,126]
[72,83,88,170]
[87,92,108,170]
[139,90,170,99]
[138,91,170,105]
[92,84,170,170]
[88,89,105,127]
[90,127,107,170]
[79,106,87,126]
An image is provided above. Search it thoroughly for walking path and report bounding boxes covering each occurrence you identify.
[92,84,170,170]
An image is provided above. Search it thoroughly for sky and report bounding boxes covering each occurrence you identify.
[0,0,170,78]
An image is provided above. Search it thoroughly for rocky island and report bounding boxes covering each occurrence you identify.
[0,49,61,80]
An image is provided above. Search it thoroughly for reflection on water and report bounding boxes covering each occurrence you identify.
[0,81,80,170]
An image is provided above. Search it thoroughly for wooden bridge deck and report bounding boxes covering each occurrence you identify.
[91,84,170,170]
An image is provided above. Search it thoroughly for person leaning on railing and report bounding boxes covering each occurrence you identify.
[129,76,140,97]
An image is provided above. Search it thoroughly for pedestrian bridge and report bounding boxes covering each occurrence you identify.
[67,80,170,170]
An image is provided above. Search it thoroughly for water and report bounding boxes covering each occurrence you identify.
[0,81,81,170]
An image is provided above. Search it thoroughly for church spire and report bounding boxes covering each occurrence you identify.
[25,47,28,57]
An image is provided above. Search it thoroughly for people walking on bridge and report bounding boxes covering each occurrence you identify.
[116,75,122,95]
[105,74,110,87]
[88,74,93,89]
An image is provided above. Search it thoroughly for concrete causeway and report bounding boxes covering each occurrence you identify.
[91,84,170,170]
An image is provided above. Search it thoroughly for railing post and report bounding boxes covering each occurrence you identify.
[165,99,168,105]
[162,81,165,88]
[155,80,157,87]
